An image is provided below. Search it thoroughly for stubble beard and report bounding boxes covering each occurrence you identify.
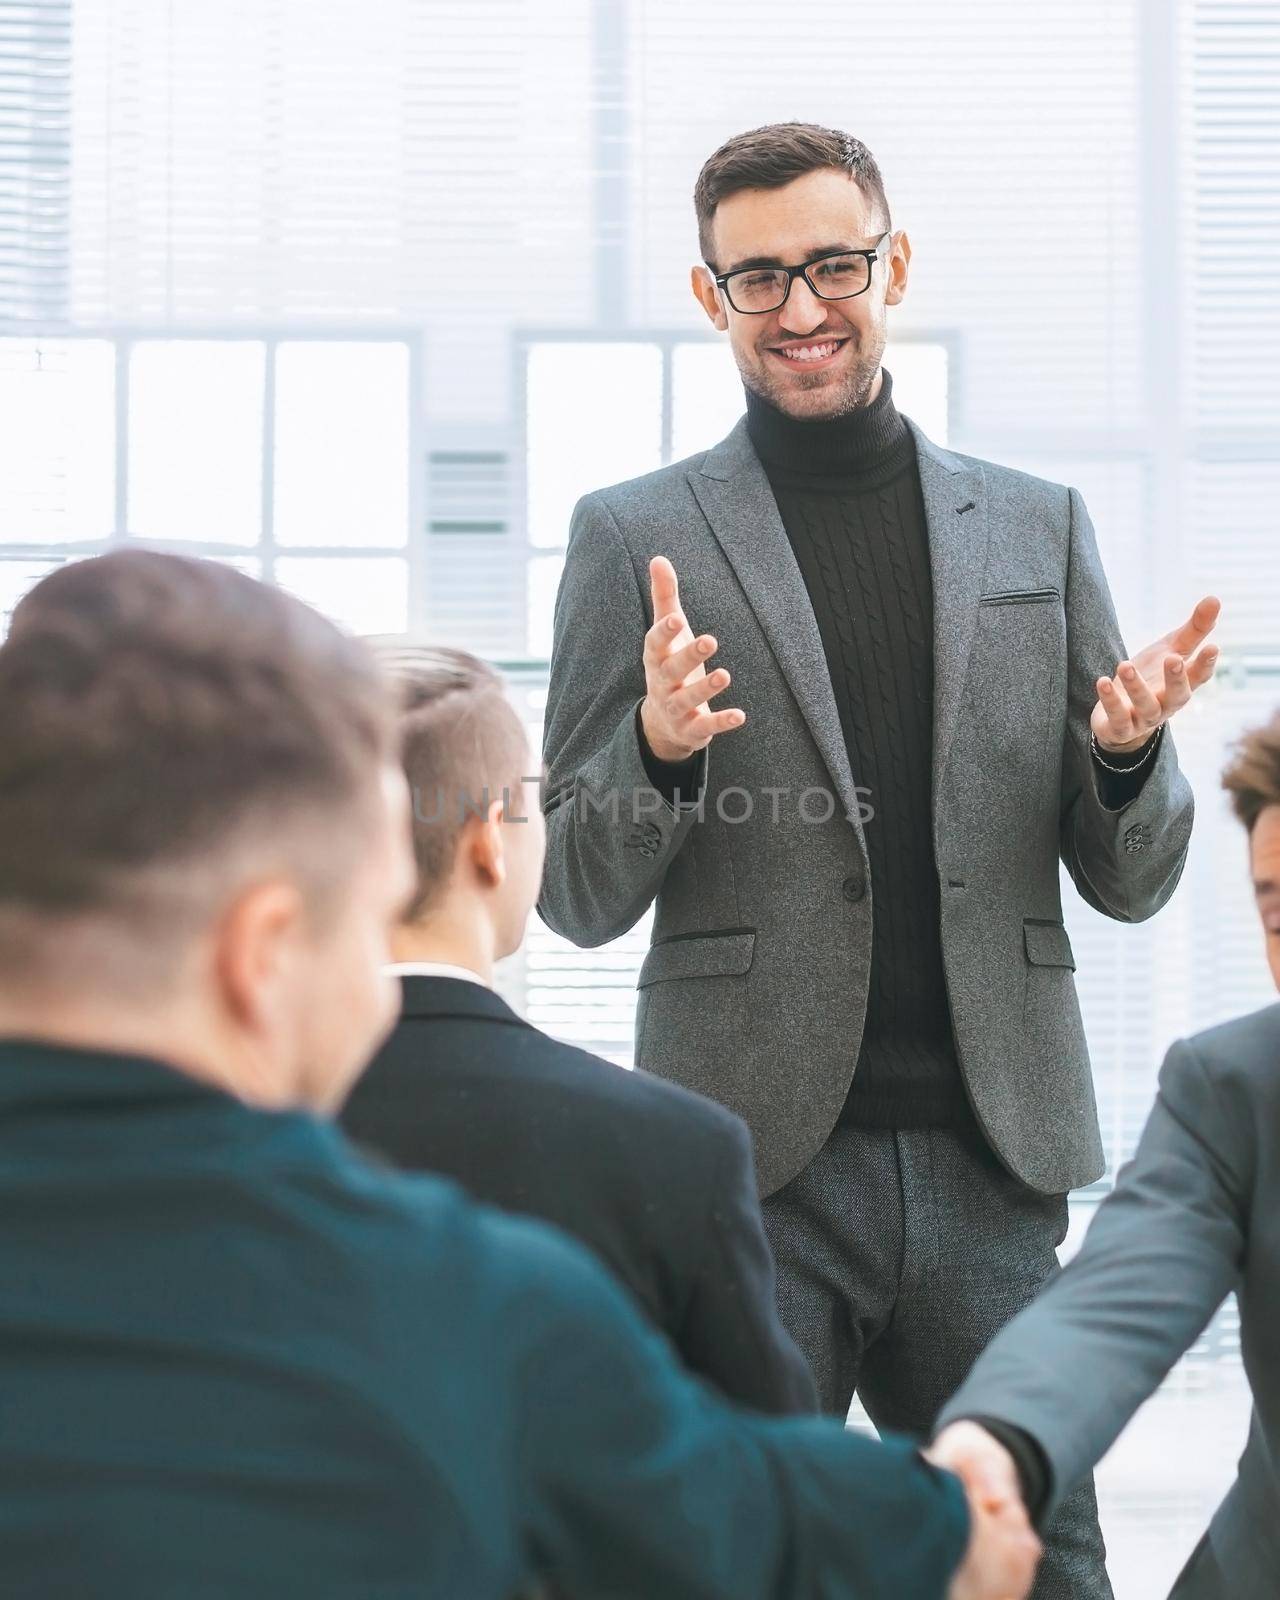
[738,323,886,422]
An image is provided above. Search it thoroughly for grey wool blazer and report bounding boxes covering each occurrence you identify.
[537,414,1194,1198]
[939,1000,1280,1599]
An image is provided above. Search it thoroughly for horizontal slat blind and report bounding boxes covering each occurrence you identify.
[629,0,1142,437]
[1182,2,1280,666]
[1183,0,1280,436]
[67,0,594,425]
[0,1,71,324]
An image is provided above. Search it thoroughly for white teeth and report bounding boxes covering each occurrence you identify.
[781,342,839,361]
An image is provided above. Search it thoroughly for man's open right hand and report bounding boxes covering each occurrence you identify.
[640,555,746,763]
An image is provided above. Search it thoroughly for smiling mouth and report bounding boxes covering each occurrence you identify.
[769,337,849,365]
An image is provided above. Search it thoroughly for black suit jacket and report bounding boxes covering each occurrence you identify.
[341,975,817,1415]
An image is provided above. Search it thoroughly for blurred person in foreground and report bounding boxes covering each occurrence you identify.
[342,644,816,1415]
[931,708,1280,1597]
[0,550,1036,1600]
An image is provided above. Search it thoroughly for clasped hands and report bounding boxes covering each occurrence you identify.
[928,1422,1042,1600]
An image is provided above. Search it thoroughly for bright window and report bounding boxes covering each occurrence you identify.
[128,342,264,546]
[0,335,415,639]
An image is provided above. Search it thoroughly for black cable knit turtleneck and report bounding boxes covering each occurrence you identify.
[746,369,972,1129]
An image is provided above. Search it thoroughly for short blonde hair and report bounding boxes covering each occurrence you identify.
[374,644,528,921]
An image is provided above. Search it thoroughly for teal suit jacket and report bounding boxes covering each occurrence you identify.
[0,1039,968,1597]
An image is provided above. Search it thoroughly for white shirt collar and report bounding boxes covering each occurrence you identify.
[385,960,492,991]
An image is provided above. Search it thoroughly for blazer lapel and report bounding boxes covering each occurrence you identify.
[689,418,864,839]
[906,419,991,810]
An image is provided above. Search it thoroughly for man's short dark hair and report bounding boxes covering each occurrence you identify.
[1222,709,1280,834]
[376,645,529,922]
[0,551,396,988]
[694,122,891,268]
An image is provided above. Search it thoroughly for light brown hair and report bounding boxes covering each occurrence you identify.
[0,551,396,988]
[694,121,891,268]
[1222,709,1280,834]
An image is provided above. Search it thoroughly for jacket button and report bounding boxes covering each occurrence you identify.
[842,872,866,903]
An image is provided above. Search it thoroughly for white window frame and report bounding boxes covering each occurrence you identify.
[0,326,427,633]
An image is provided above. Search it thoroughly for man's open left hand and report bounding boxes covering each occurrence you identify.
[1091,595,1221,754]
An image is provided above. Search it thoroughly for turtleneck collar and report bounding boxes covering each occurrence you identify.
[744,365,910,480]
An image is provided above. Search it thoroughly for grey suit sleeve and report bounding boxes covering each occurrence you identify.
[676,1115,820,1417]
[1058,485,1194,921]
[512,1220,970,1599]
[937,1035,1251,1521]
[537,492,707,948]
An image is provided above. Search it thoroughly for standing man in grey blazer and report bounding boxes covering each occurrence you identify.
[931,710,1280,1598]
[539,121,1220,1599]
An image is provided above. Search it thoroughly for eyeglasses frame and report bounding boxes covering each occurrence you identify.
[711,232,894,315]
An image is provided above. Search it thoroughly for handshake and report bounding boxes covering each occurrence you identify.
[930,1423,1043,1600]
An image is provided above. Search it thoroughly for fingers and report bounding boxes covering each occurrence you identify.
[944,1502,1042,1600]
[642,625,717,692]
[1167,593,1221,657]
[979,1501,1043,1600]
[1114,660,1162,726]
[664,665,728,714]
[1160,653,1193,716]
[659,634,718,687]
[657,702,745,754]
[1094,673,1141,744]
[928,1424,1022,1512]
[663,668,743,743]
[1184,641,1220,691]
[945,1499,1042,1600]
[649,555,681,625]
[642,612,692,674]
[641,557,746,756]
[693,705,748,739]
[642,558,698,679]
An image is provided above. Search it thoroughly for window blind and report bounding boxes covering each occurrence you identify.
[66,0,594,423]
[0,1,70,325]
[628,0,1142,438]
[1183,0,1280,438]
[1182,1,1280,662]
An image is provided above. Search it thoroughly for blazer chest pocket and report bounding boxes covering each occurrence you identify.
[1023,919,1076,969]
[637,929,756,988]
[979,586,1061,607]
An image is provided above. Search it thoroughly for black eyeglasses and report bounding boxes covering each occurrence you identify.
[713,233,892,315]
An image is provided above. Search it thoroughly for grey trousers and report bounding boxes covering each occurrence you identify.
[762,1118,1114,1600]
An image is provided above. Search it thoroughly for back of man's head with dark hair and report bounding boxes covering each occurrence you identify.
[1222,709,1280,835]
[694,122,890,268]
[374,644,529,922]
[0,551,396,991]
